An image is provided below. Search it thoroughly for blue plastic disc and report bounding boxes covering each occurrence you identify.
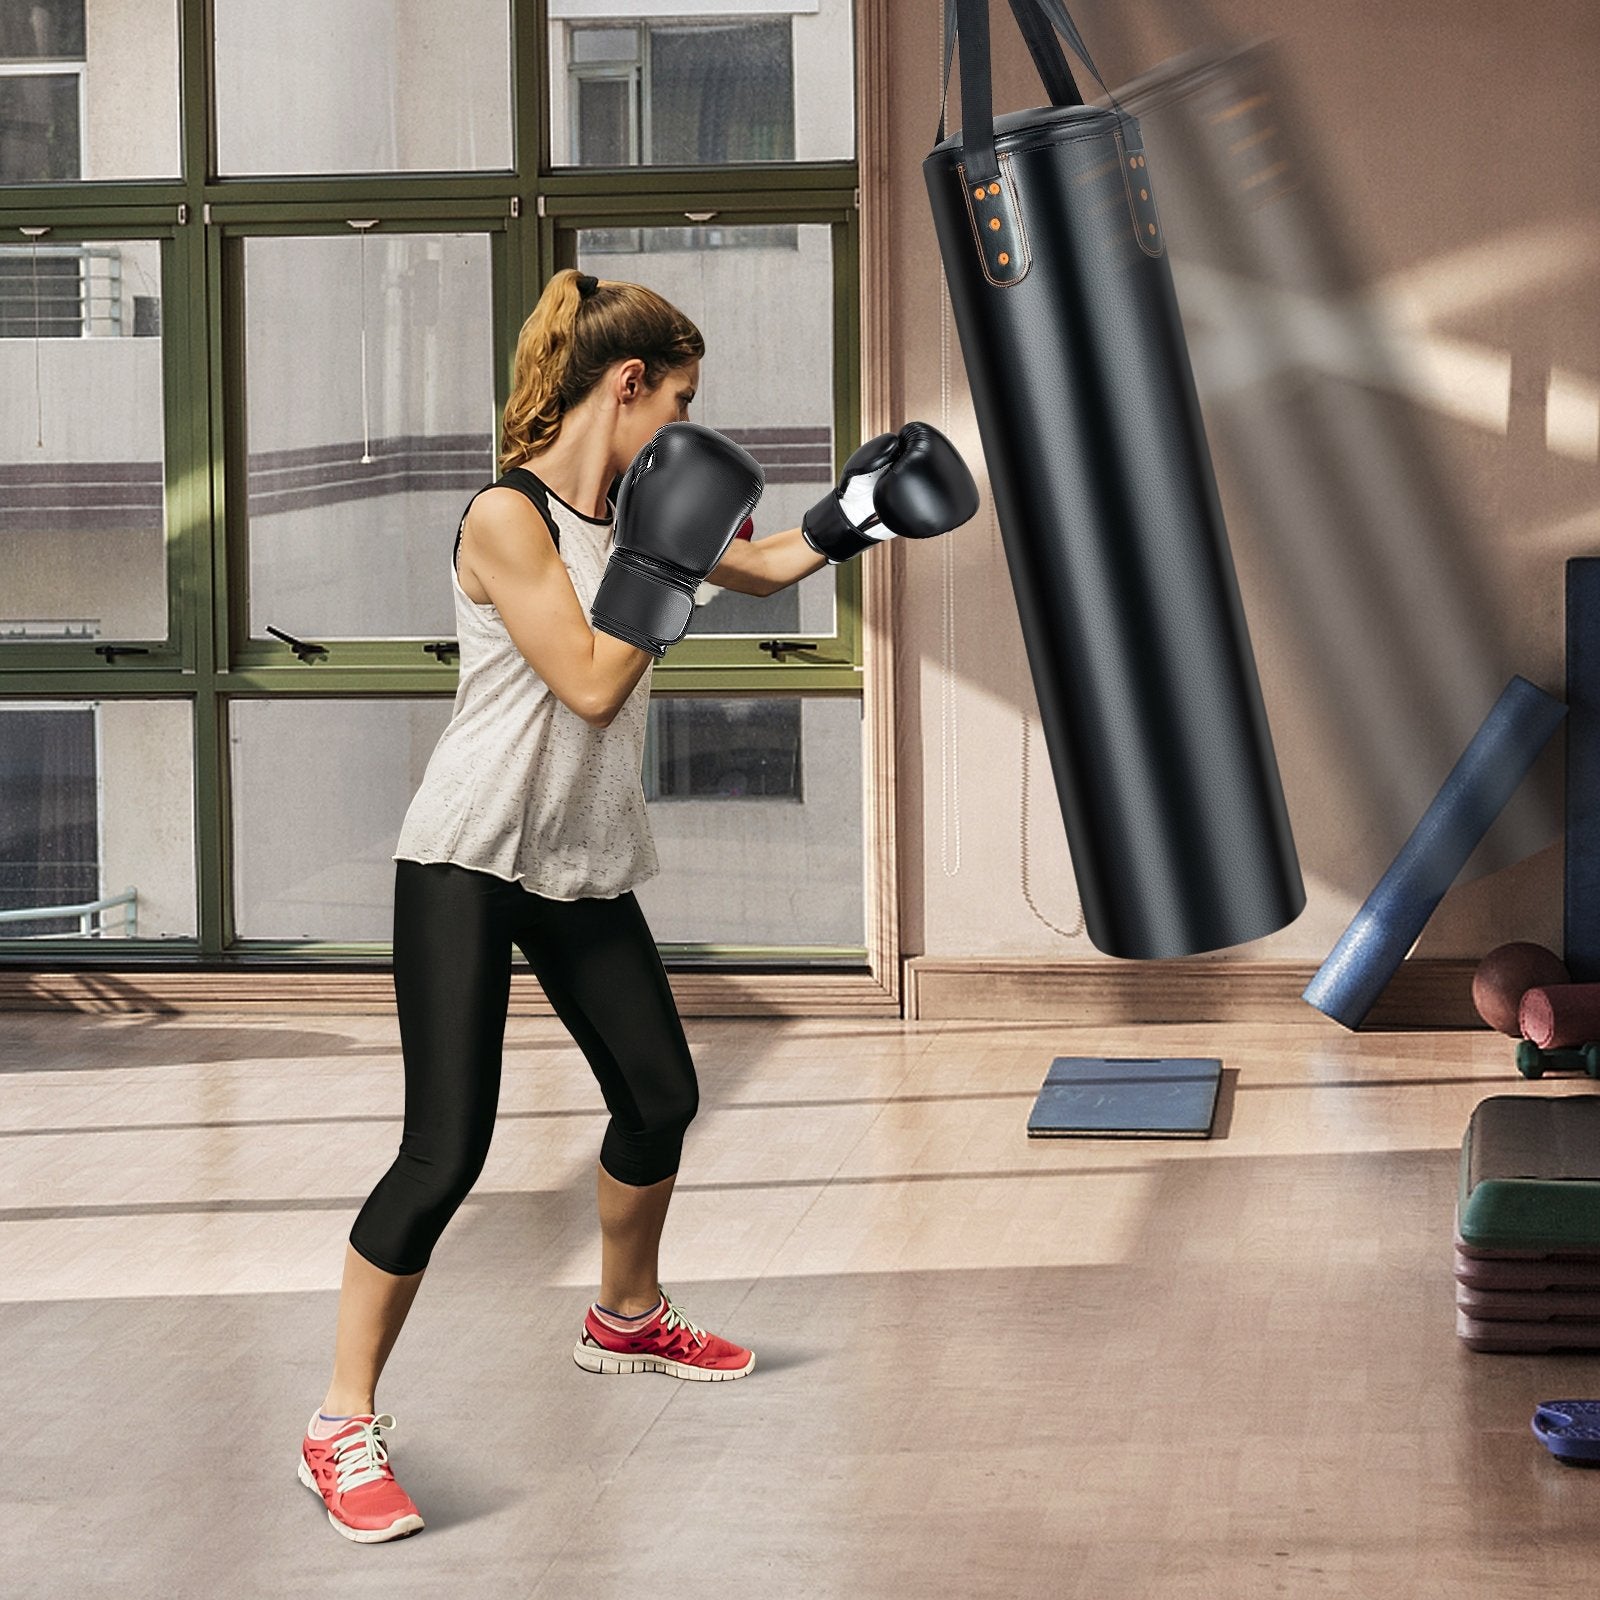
[1533,1401,1600,1464]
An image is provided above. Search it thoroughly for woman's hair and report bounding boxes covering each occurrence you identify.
[499,268,704,473]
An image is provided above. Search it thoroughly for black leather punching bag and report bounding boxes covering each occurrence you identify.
[924,0,1305,960]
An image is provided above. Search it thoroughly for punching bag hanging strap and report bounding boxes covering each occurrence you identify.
[1026,0,1125,110]
[939,0,1079,153]
[937,0,997,182]
[937,0,1129,182]
[1006,0,1083,111]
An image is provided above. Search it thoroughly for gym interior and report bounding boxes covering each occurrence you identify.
[3,0,1598,1593]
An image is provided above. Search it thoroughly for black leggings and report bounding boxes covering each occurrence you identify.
[348,859,698,1277]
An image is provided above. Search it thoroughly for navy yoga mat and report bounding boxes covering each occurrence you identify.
[1027,1056,1222,1138]
[1303,675,1566,1028]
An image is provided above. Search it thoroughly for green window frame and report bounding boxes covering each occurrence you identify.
[0,0,862,964]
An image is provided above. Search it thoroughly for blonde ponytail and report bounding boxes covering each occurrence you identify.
[500,268,704,473]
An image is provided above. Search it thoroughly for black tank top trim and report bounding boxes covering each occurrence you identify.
[452,468,620,572]
[510,467,614,526]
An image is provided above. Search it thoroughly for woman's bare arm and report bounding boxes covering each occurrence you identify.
[462,489,651,727]
[705,523,829,595]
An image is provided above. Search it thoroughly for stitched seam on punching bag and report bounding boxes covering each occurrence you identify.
[1114,126,1165,259]
[956,153,1031,288]
[936,119,1122,160]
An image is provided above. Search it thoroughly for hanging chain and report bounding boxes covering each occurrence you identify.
[350,221,378,464]
[1020,705,1085,938]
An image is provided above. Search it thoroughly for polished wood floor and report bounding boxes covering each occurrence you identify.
[3,1009,1597,1597]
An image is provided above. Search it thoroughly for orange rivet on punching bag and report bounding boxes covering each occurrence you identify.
[973,185,985,199]
[998,251,1009,264]
[989,217,1001,231]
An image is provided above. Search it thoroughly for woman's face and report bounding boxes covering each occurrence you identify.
[621,359,700,466]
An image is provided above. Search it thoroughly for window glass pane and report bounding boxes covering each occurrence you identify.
[0,73,80,180]
[550,3,855,166]
[242,234,496,644]
[575,224,838,643]
[571,26,635,63]
[231,696,863,950]
[0,240,169,645]
[0,699,196,943]
[638,694,864,948]
[231,698,453,941]
[214,0,512,176]
[576,74,632,166]
[0,247,79,336]
[653,22,793,163]
[0,0,86,56]
[0,0,181,183]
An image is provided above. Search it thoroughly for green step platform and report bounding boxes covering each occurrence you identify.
[1456,1093,1600,1352]
[1458,1094,1600,1255]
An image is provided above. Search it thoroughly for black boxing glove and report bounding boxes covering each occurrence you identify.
[591,422,765,657]
[801,420,980,563]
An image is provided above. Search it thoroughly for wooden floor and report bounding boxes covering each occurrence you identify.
[3,1008,1597,1597]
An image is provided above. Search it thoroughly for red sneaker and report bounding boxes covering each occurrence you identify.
[574,1285,755,1381]
[298,1411,425,1542]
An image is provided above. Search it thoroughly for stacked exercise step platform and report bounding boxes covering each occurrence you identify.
[1301,559,1600,1360]
[1458,558,1600,1357]
[1457,1096,1600,1353]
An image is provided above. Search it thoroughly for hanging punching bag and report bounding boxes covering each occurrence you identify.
[924,0,1305,960]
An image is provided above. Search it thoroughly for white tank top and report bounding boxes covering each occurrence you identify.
[392,469,658,900]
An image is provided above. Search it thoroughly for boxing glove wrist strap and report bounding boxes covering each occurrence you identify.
[801,490,879,564]
[591,546,702,657]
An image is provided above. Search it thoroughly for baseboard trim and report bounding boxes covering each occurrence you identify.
[0,957,1487,1028]
[0,968,902,1017]
[903,957,1485,1029]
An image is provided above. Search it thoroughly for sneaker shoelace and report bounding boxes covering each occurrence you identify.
[326,1412,399,1495]
[659,1293,707,1347]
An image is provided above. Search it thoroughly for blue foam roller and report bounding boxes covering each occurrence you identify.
[1303,675,1567,1028]
[1567,559,1600,982]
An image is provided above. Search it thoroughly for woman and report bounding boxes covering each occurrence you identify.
[297,267,978,1544]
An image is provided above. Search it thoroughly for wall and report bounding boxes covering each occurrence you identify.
[890,0,1599,964]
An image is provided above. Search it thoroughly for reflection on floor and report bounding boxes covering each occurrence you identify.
[2,1010,1592,1597]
